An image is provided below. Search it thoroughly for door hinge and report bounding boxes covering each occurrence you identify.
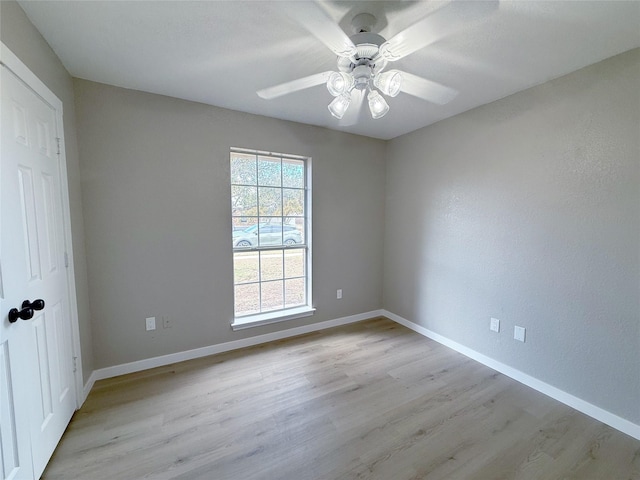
[73,356,78,373]
[56,137,61,155]
[64,251,69,268]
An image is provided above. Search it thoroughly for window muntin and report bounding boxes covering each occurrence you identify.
[231,149,310,320]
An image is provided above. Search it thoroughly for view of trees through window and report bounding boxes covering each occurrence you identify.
[230,149,309,318]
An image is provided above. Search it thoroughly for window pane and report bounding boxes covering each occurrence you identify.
[260,250,283,281]
[232,216,257,231]
[232,218,258,248]
[233,251,259,283]
[257,222,283,247]
[235,283,260,316]
[261,280,284,312]
[283,188,304,217]
[285,278,305,308]
[284,249,304,278]
[258,187,282,216]
[283,223,302,245]
[258,156,281,187]
[283,159,304,188]
[231,186,257,216]
[231,153,257,185]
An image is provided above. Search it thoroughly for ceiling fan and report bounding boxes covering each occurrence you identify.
[257,1,498,122]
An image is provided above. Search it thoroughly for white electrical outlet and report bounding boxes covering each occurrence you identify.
[490,317,500,333]
[163,316,171,329]
[514,325,526,342]
[145,316,156,331]
[337,289,342,299]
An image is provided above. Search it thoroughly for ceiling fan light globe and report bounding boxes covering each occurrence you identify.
[328,93,351,119]
[374,70,402,97]
[327,72,354,97]
[367,90,390,119]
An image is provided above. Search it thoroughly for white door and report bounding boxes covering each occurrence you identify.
[1,59,77,479]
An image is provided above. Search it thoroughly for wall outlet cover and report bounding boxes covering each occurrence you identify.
[490,317,500,333]
[514,325,526,342]
[145,316,156,331]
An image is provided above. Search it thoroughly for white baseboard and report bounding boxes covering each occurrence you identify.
[82,308,640,441]
[81,371,97,406]
[382,310,640,441]
[90,310,383,383]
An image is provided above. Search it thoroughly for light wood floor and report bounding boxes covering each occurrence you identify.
[43,318,639,480]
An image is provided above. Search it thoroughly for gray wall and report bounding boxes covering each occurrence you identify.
[73,79,386,369]
[384,49,640,424]
[1,0,94,383]
[5,0,637,426]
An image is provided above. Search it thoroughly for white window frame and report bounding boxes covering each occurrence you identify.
[230,147,314,330]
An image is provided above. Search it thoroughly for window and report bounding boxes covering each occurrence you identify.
[230,148,313,329]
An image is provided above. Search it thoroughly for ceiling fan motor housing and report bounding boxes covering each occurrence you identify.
[337,31,388,87]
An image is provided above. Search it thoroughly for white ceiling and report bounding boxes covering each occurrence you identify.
[17,1,640,140]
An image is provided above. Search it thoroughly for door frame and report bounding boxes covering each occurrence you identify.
[1,42,84,409]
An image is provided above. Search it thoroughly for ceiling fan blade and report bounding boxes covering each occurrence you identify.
[398,71,458,105]
[282,2,356,58]
[380,0,499,62]
[257,71,333,100]
[339,89,365,126]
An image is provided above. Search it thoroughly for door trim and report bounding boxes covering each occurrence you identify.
[1,42,84,409]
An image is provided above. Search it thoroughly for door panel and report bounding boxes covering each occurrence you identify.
[17,165,42,282]
[33,313,54,427]
[11,101,28,146]
[1,62,76,479]
[0,341,24,479]
[41,173,59,274]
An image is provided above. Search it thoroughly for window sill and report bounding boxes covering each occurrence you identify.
[231,306,316,331]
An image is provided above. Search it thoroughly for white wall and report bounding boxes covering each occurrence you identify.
[73,79,386,369]
[384,49,640,424]
[1,0,94,383]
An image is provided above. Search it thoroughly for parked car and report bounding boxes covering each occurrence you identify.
[233,223,302,247]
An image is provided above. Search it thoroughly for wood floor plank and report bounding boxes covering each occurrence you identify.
[42,318,640,479]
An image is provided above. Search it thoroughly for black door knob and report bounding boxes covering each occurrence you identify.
[22,299,45,311]
[8,307,34,323]
[8,299,44,323]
